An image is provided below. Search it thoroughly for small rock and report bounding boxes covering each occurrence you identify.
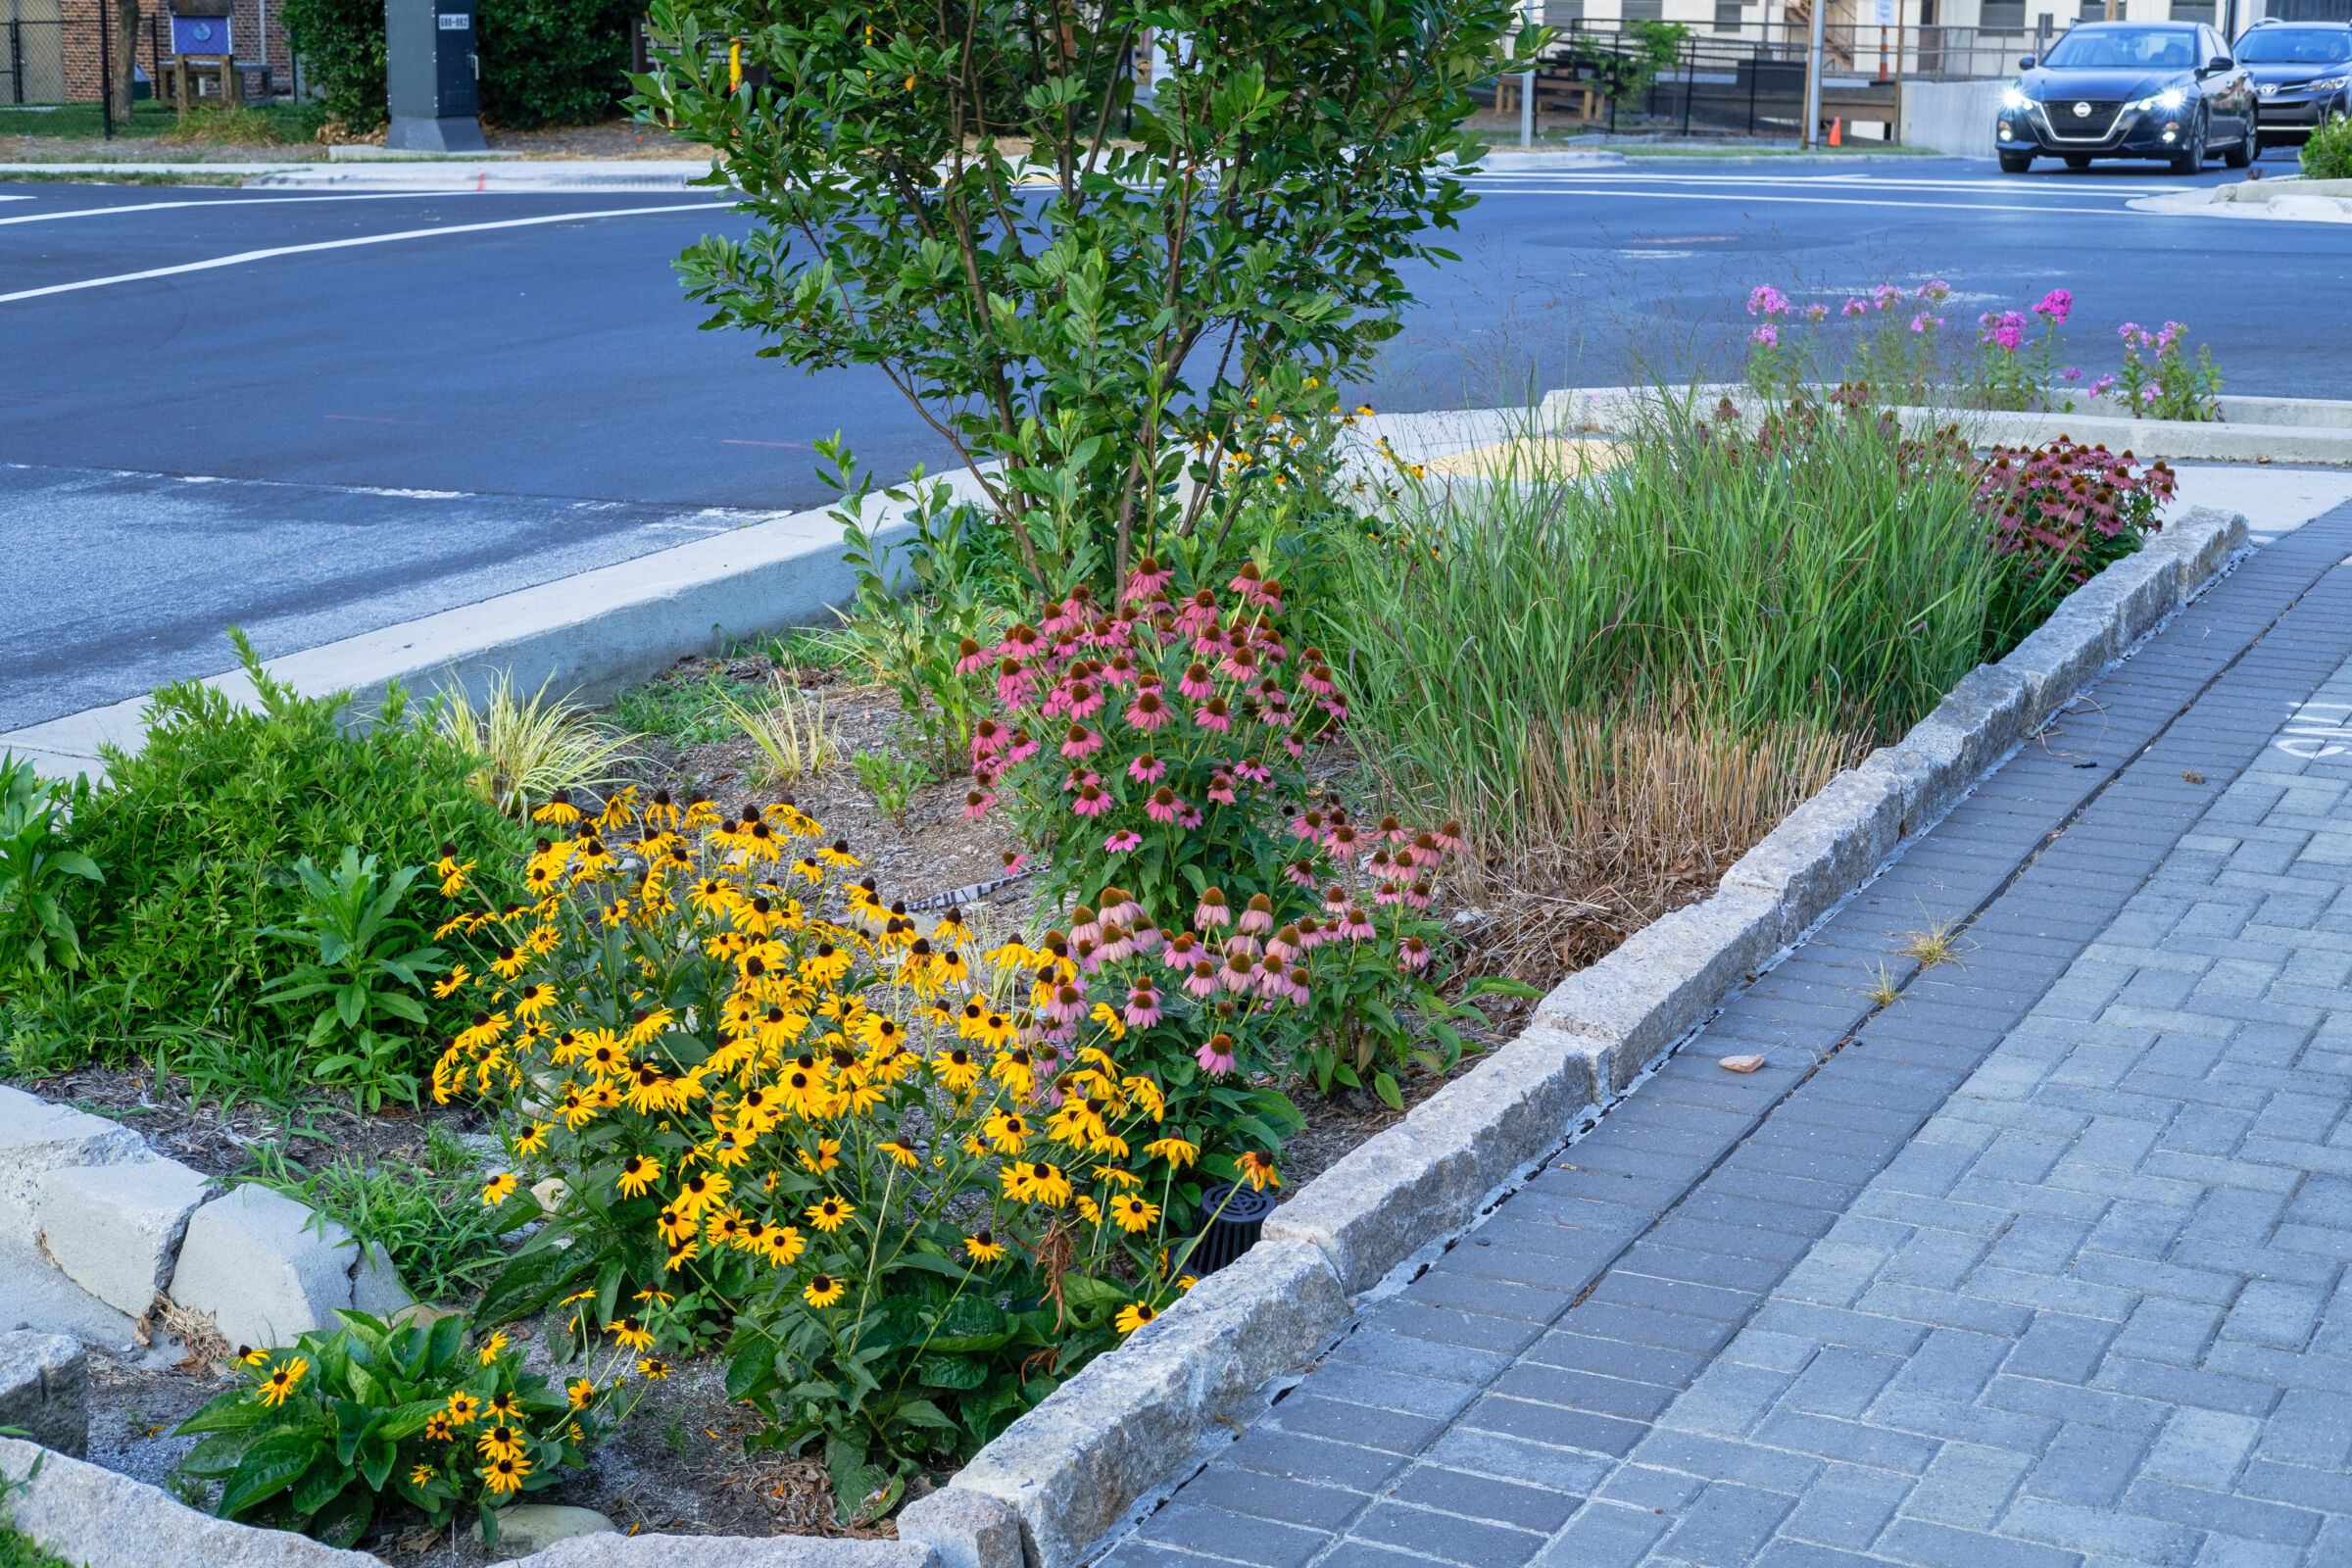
[531,1176,570,1215]
[472,1503,618,1558]
[2181,768,2205,784]
[1718,1054,1766,1074]
[390,1301,463,1331]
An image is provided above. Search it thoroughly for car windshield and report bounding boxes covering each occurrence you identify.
[2040,26,2198,70]
[2234,27,2352,63]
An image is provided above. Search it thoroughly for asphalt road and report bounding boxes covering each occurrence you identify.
[3,147,2345,732]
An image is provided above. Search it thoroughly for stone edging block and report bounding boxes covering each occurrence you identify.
[34,1159,216,1317]
[0,1086,155,1254]
[0,1333,87,1459]
[918,506,2250,1568]
[167,1184,414,1351]
[0,1437,934,1567]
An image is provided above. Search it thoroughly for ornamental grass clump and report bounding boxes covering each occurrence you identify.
[433,785,1291,1471]
[170,1309,639,1549]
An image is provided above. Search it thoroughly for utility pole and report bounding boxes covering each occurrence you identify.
[1520,0,1537,148]
[1802,0,1826,147]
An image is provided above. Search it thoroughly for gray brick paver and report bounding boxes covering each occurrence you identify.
[1120,527,2352,1567]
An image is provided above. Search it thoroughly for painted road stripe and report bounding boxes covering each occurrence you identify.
[0,203,720,303]
[0,191,530,225]
[1454,183,2161,216]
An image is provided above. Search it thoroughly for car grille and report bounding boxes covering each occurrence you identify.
[2042,99,2125,140]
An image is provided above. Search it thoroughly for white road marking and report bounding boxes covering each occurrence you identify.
[0,203,719,304]
[0,191,511,225]
[1465,170,2196,195]
[1455,182,2164,217]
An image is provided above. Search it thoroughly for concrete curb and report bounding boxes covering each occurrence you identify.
[0,1438,932,1567]
[906,506,2251,1568]
[2,475,980,782]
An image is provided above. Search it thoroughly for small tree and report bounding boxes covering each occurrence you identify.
[637,0,1534,597]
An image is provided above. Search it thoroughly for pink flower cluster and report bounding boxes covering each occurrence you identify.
[1978,437,2177,583]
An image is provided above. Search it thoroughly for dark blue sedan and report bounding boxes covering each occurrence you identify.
[1995,22,2259,174]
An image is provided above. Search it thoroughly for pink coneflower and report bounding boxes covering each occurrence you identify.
[1177,804,1204,830]
[1122,556,1172,604]
[1235,757,1271,784]
[1292,809,1325,841]
[1097,922,1136,962]
[1328,824,1360,858]
[1128,753,1165,784]
[1178,663,1215,702]
[1063,680,1104,719]
[1284,858,1320,890]
[971,719,1005,759]
[1228,562,1276,604]
[1218,646,1258,682]
[1285,966,1312,1005]
[1318,695,1349,723]
[1103,652,1137,686]
[1368,850,1396,881]
[1218,953,1258,992]
[1061,725,1104,760]
[1282,734,1306,759]
[1163,932,1201,969]
[1298,662,1336,697]
[1408,832,1442,868]
[1147,787,1183,824]
[1130,922,1165,953]
[1194,890,1231,928]
[1100,886,1144,926]
[1238,894,1275,936]
[1103,829,1143,854]
[1072,784,1111,818]
[1197,1033,1236,1075]
[1041,981,1086,1026]
[954,636,993,675]
[1195,698,1233,733]
[1298,915,1330,950]
[964,790,996,821]
[1404,880,1434,911]
[1269,925,1301,963]
[1432,820,1465,855]
[1207,773,1238,806]
[1339,906,1375,941]
[1375,815,1408,845]
[1006,729,1040,764]
[1069,906,1102,947]
[1124,982,1163,1029]
[1060,767,1100,793]
[1175,589,1221,637]
[1399,936,1432,970]
[1002,852,1028,875]
[1126,691,1171,732]
[1322,885,1349,915]
[1183,960,1221,1000]
[1374,880,1405,906]
[1071,936,1102,972]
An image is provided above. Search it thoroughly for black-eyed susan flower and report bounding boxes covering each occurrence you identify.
[512,1120,551,1156]
[965,1230,1006,1264]
[1144,1136,1200,1168]
[481,1173,518,1207]
[797,1138,840,1175]
[1108,1194,1161,1234]
[485,1391,520,1420]
[615,1153,661,1199]
[477,1421,525,1459]
[567,1378,594,1410]
[608,1315,655,1351]
[675,1169,729,1218]
[481,1453,531,1494]
[423,1412,454,1443]
[445,1391,482,1426]
[804,1273,847,1308]
[638,1356,669,1380]
[255,1356,308,1406]
[763,1224,807,1267]
[1115,1300,1157,1334]
[805,1196,855,1233]
[877,1139,919,1168]
[409,1462,436,1487]
[1237,1152,1283,1191]
[477,1330,510,1365]
[1002,1160,1073,1206]
[240,1346,270,1367]
[431,964,473,1000]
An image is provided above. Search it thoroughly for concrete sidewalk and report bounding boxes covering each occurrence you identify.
[1102,505,2352,1568]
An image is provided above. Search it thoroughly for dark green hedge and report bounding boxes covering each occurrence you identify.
[279,0,636,130]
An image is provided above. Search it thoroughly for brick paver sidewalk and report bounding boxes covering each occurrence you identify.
[1103,509,2352,1568]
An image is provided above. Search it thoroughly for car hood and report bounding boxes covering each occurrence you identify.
[2244,60,2346,80]
[2022,67,2179,100]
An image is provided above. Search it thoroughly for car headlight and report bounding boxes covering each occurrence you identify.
[2002,84,2034,111]
[2310,74,2352,91]
[2128,85,2188,112]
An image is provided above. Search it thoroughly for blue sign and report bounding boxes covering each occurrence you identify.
[170,15,232,54]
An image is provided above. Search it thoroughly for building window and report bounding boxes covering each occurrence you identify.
[1545,0,1586,24]
[1981,0,2028,26]
[1714,0,1744,25]
[2168,0,2216,19]
[1622,0,1665,19]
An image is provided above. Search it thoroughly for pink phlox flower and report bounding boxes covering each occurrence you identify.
[1917,279,1951,301]
[1909,312,1941,334]
[1102,828,1142,854]
[1750,324,1780,348]
[1129,754,1166,784]
[1872,282,1903,310]
[2117,320,2140,341]
[2088,373,2119,399]
[1842,296,1869,318]
[1746,284,1789,317]
[2061,367,2082,383]
[2033,288,2073,324]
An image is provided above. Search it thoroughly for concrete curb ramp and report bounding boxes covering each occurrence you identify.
[898,507,2250,1568]
[0,1438,933,1567]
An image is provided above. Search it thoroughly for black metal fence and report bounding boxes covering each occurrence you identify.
[3,16,66,105]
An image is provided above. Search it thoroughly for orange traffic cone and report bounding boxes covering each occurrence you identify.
[1829,117,1842,146]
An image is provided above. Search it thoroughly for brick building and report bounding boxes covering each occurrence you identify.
[7,0,290,105]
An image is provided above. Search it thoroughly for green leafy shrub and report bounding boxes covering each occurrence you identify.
[13,633,525,1093]
[2302,112,2352,178]
[256,849,448,1111]
[172,1310,637,1549]
[277,0,635,131]
[0,757,101,981]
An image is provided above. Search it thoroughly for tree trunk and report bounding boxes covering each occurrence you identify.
[108,0,141,123]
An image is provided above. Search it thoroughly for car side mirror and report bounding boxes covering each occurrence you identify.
[2212,55,2233,70]
[2019,54,2035,68]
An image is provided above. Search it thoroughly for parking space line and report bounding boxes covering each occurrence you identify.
[0,191,486,226]
[0,203,721,304]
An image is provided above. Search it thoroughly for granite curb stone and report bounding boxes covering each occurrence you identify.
[33,1159,216,1316]
[167,1184,413,1350]
[0,1333,87,1458]
[895,1488,1026,1568]
[0,1085,156,1253]
[913,507,2249,1568]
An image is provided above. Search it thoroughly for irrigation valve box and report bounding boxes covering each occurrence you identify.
[385,0,486,152]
